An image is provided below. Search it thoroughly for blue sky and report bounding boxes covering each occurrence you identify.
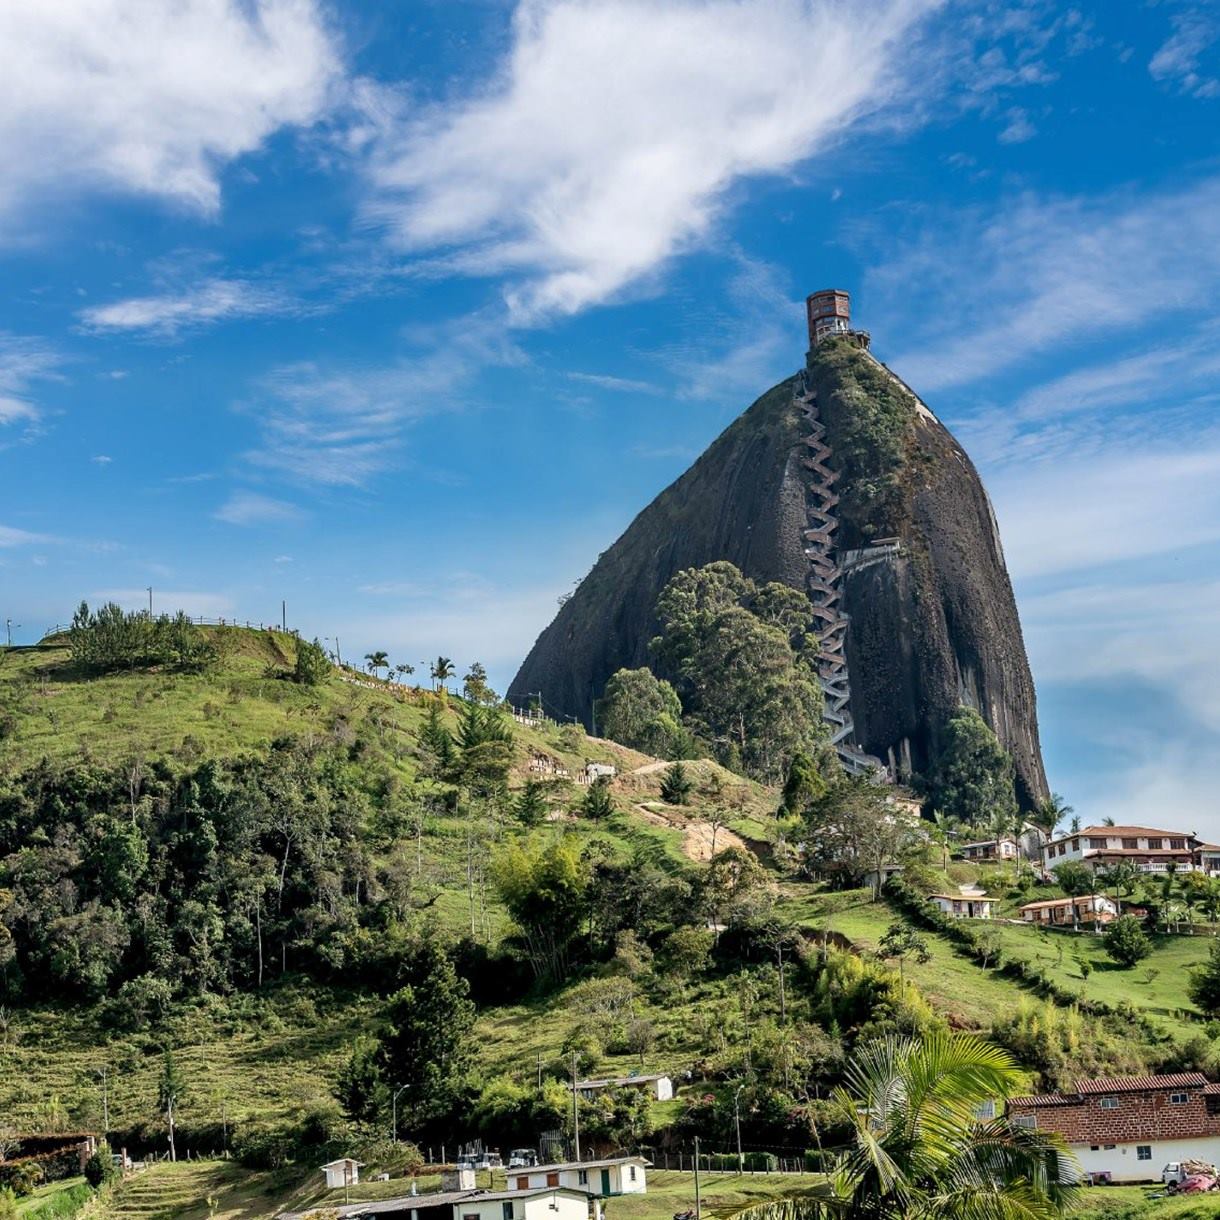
[2,0,1219,831]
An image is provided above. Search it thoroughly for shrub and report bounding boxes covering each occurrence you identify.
[84,1139,118,1189]
[660,762,693,805]
[1103,916,1152,969]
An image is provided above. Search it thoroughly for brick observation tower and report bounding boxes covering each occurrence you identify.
[806,289,869,350]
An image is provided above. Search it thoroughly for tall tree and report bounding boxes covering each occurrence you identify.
[931,707,1018,828]
[597,668,690,758]
[364,651,390,678]
[430,657,456,695]
[380,943,475,1129]
[158,1049,184,1163]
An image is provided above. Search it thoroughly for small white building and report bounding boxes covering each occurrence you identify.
[959,838,1017,862]
[929,885,993,919]
[1019,894,1118,928]
[283,1186,591,1220]
[585,762,617,782]
[509,1156,648,1198]
[320,1158,362,1190]
[572,1073,672,1101]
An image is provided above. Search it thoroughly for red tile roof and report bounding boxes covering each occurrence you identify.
[1012,1072,1209,1106]
[1074,1072,1207,1095]
[1045,825,1197,846]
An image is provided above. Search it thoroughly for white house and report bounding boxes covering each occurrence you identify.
[929,885,993,919]
[1009,1073,1220,1184]
[282,1186,591,1220]
[321,1158,362,1190]
[584,763,616,782]
[1019,894,1118,928]
[1041,825,1202,875]
[509,1157,648,1198]
[572,1073,673,1101]
[959,838,1017,862]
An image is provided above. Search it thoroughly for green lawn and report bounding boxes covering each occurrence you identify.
[15,1177,91,1218]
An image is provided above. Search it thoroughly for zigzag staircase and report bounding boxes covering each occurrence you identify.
[795,372,885,777]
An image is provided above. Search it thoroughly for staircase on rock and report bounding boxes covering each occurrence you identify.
[796,373,884,777]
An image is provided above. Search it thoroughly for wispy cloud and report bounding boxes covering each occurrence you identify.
[0,0,343,228]
[0,524,56,548]
[362,0,946,321]
[213,490,305,526]
[79,277,300,338]
[1149,6,1220,98]
[874,174,1220,391]
[243,313,525,486]
[0,333,62,442]
[566,372,662,395]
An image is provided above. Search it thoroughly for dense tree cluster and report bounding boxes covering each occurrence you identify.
[0,741,418,1004]
[599,563,825,782]
[930,707,1019,829]
[68,602,218,674]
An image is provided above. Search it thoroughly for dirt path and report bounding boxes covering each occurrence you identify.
[632,801,748,862]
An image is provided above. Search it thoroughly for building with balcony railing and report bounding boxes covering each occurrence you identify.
[1040,825,1206,875]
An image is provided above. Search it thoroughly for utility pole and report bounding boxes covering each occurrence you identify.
[392,1084,407,1142]
[4,620,17,647]
[693,1136,702,1220]
[281,600,286,632]
[147,587,153,616]
[571,1052,581,1162]
[734,1084,744,1173]
[98,1066,109,1133]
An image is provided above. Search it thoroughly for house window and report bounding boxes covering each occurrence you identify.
[1012,1114,1037,1130]
[1137,1146,1152,1161]
[1122,839,1137,849]
[1148,839,1162,849]
[1088,838,1106,849]
[516,1178,529,1191]
[503,1204,514,1220]
[1170,1092,1189,1104]
[1171,839,1185,850]
[1099,1098,1119,1110]
[578,1171,589,1186]
[629,1167,637,1183]
[1089,1146,1100,1152]
[547,1174,560,1187]
[1103,1145,1116,1150]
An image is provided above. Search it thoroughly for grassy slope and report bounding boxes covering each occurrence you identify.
[0,631,778,1131]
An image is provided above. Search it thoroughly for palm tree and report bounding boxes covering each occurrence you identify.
[929,809,957,873]
[732,1033,1078,1220]
[430,656,455,694]
[364,650,389,678]
[1032,792,1073,839]
[394,662,415,684]
[1101,859,1141,916]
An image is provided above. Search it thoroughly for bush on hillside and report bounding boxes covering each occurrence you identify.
[84,1139,118,1189]
[68,602,217,674]
[294,637,331,685]
[1103,916,1152,969]
[1188,938,1220,1016]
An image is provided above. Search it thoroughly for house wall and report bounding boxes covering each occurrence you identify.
[1069,1136,1220,1183]
[453,1194,589,1220]
[1011,1087,1220,1146]
[513,1165,645,1197]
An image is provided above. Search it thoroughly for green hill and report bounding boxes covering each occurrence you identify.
[0,626,1215,1220]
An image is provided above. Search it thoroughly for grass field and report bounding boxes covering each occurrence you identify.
[92,1163,1220,1220]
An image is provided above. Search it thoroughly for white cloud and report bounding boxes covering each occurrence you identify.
[1149,7,1220,98]
[0,333,62,438]
[91,589,236,618]
[80,278,298,338]
[0,525,55,548]
[364,0,943,320]
[566,372,662,395]
[874,175,1220,391]
[997,105,1036,143]
[213,490,304,526]
[0,0,342,225]
[989,438,1220,581]
[91,454,113,465]
[245,313,525,486]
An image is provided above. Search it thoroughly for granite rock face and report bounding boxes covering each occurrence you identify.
[512,340,1048,808]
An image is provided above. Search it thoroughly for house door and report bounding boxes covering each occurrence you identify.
[601,1170,611,1195]
[546,1173,559,1187]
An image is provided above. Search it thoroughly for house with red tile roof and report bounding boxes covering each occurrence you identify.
[1040,826,1204,877]
[1008,1073,1220,1183]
